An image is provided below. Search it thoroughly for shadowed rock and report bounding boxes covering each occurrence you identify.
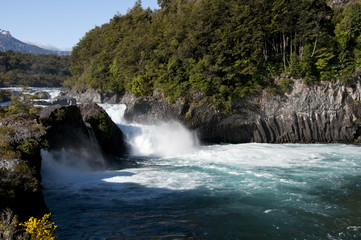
[39,103,128,163]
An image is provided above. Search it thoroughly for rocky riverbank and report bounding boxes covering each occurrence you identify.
[67,78,361,144]
[0,102,128,220]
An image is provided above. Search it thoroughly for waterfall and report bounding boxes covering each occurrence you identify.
[99,103,199,157]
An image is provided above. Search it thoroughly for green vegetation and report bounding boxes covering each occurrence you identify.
[86,110,119,142]
[0,91,47,218]
[0,89,42,119]
[0,50,71,87]
[0,90,45,160]
[67,0,361,108]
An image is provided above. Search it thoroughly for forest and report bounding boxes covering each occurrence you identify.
[67,0,361,106]
[0,51,71,87]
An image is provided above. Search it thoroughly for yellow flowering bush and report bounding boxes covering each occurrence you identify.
[20,213,57,240]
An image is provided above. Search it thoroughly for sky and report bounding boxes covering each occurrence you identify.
[0,0,159,51]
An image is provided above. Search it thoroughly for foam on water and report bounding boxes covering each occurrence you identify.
[40,102,361,239]
[103,168,209,190]
[41,143,361,239]
[0,87,65,99]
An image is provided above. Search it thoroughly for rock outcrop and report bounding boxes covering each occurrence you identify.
[120,79,361,144]
[0,103,128,220]
[39,103,128,163]
[64,79,361,144]
[0,89,12,103]
[66,89,122,104]
[33,91,51,100]
[0,115,48,220]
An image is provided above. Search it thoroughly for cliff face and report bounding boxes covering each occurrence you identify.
[251,80,361,143]
[120,79,361,144]
[39,103,128,163]
[0,116,48,220]
[0,103,128,220]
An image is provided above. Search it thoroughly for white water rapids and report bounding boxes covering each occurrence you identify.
[40,102,361,240]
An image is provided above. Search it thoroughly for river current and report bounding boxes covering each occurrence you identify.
[41,103,361,239]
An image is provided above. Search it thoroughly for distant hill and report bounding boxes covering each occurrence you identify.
[0,29,70,56]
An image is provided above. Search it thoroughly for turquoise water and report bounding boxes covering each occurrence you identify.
[41,104,361,239]
[42,143,361,239]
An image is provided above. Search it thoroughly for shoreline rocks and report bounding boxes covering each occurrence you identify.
[67,79,361,144]
[0,103,128,220]
[39,103,128,163]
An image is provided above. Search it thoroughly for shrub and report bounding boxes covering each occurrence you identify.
[20,214,57,240]
[279,77,293,92]
[0,208,18,240]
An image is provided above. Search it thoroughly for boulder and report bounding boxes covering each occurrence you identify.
[79,104,128,158]
[50,96,77,106]
[65,89,122,104]
[65,89,102,104]
[33,91,51,99]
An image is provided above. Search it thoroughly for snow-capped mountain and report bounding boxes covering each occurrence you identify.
[0,29,70,56]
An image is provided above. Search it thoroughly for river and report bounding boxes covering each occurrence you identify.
[40,103,361,239]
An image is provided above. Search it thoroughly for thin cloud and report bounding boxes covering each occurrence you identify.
[20,39,71,51]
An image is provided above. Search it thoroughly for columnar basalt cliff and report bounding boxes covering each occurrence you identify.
[115,79,361,144]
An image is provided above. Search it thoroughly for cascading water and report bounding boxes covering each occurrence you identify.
[99,103,199,157]
[41,101,361,240]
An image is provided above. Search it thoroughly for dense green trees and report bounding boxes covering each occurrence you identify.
[68,0,361,106]
[0,51,70,87]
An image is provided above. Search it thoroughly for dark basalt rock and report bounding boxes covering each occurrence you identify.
[0,103,127,220]
[79,104,128,158]
[39,103,127,163]
[121,79,361,144]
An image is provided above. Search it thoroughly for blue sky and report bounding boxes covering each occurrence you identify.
[1,0,159,51]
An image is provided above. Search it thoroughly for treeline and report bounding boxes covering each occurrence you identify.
[0,50,71,87]
[68,0,361,105]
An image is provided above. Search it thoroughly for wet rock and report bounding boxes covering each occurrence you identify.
[80,104,128,158]
[0,103,128,220]
[39,103,128,162]
[33,91,51,99]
